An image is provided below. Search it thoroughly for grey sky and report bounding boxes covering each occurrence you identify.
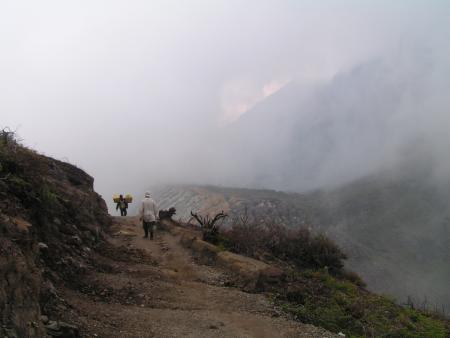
[1,1,450,209]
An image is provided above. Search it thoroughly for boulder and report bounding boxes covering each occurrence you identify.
[46,321,80,338]
[38,242,49,251]
[40,315,49,325]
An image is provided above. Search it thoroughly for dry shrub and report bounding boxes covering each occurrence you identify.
[339,269,367,287]
[190,211,227,245]
[223,218,347,273]
[223,221,264,256]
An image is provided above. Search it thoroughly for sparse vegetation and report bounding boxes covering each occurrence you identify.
[3,131,449,337]
[0,133,111,337]
[159,182,450,314]
[277,269,449,337]
[190,210,227,244]
[221,213,346,273]
[202,210,450,337]
[0,130,58,220]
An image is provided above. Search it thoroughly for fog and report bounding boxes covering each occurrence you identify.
[1,0,450,210]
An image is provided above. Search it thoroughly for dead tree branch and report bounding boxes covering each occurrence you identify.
[190,210,228,244]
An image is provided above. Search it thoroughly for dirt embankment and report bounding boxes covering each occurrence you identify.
[0,144,110,338]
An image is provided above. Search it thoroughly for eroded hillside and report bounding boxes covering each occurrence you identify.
[0,135,110,337]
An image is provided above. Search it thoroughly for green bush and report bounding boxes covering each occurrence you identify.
[38,185,58,210]
[280,270,449,337]
[338,269,367,288]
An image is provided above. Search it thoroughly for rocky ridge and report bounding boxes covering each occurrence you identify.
[0,138,110,337]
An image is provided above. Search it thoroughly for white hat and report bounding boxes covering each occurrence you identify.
[145,191,151,198]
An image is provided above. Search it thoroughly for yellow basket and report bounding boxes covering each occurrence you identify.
[113,194,133,203]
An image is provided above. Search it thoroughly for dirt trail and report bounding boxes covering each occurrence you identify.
[61,217,337,338]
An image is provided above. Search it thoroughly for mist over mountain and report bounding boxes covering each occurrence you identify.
[127,52,450,215]
[307,157,450,312]
[153,151,450,312]
[209,53,450,193]
[3,1,450,336]
[3,1,449,208]
[148,52,450,311]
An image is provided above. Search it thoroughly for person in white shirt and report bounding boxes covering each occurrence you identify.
[139,192,159,239]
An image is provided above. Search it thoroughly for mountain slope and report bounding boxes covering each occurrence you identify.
[153,160,450,313]
[2,134,449,337]
[0,134,111,337]
[307,162,450,312]
[213,58,448,192]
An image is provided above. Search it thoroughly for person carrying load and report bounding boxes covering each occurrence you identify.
[139,192,159,239]
[115,194,129,216]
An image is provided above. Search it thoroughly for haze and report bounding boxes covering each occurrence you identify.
[1,0,450,210]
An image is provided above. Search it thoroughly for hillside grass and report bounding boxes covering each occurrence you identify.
[0,130,60,219]
[200,215,450,337]
[279,270,448,337]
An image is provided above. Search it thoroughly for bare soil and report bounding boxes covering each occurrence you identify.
[60,216,337,338]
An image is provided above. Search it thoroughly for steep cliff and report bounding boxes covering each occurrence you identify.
[0,135,110,337]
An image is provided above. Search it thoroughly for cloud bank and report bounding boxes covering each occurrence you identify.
[1,0,449,208]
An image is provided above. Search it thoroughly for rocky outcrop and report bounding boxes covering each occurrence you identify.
[0,235,44,338]
[0,143,110,337]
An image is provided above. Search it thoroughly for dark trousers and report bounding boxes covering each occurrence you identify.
[143,221,155,239]
[120,208,127,216]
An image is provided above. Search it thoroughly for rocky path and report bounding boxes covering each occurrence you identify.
[60,217,337,338]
